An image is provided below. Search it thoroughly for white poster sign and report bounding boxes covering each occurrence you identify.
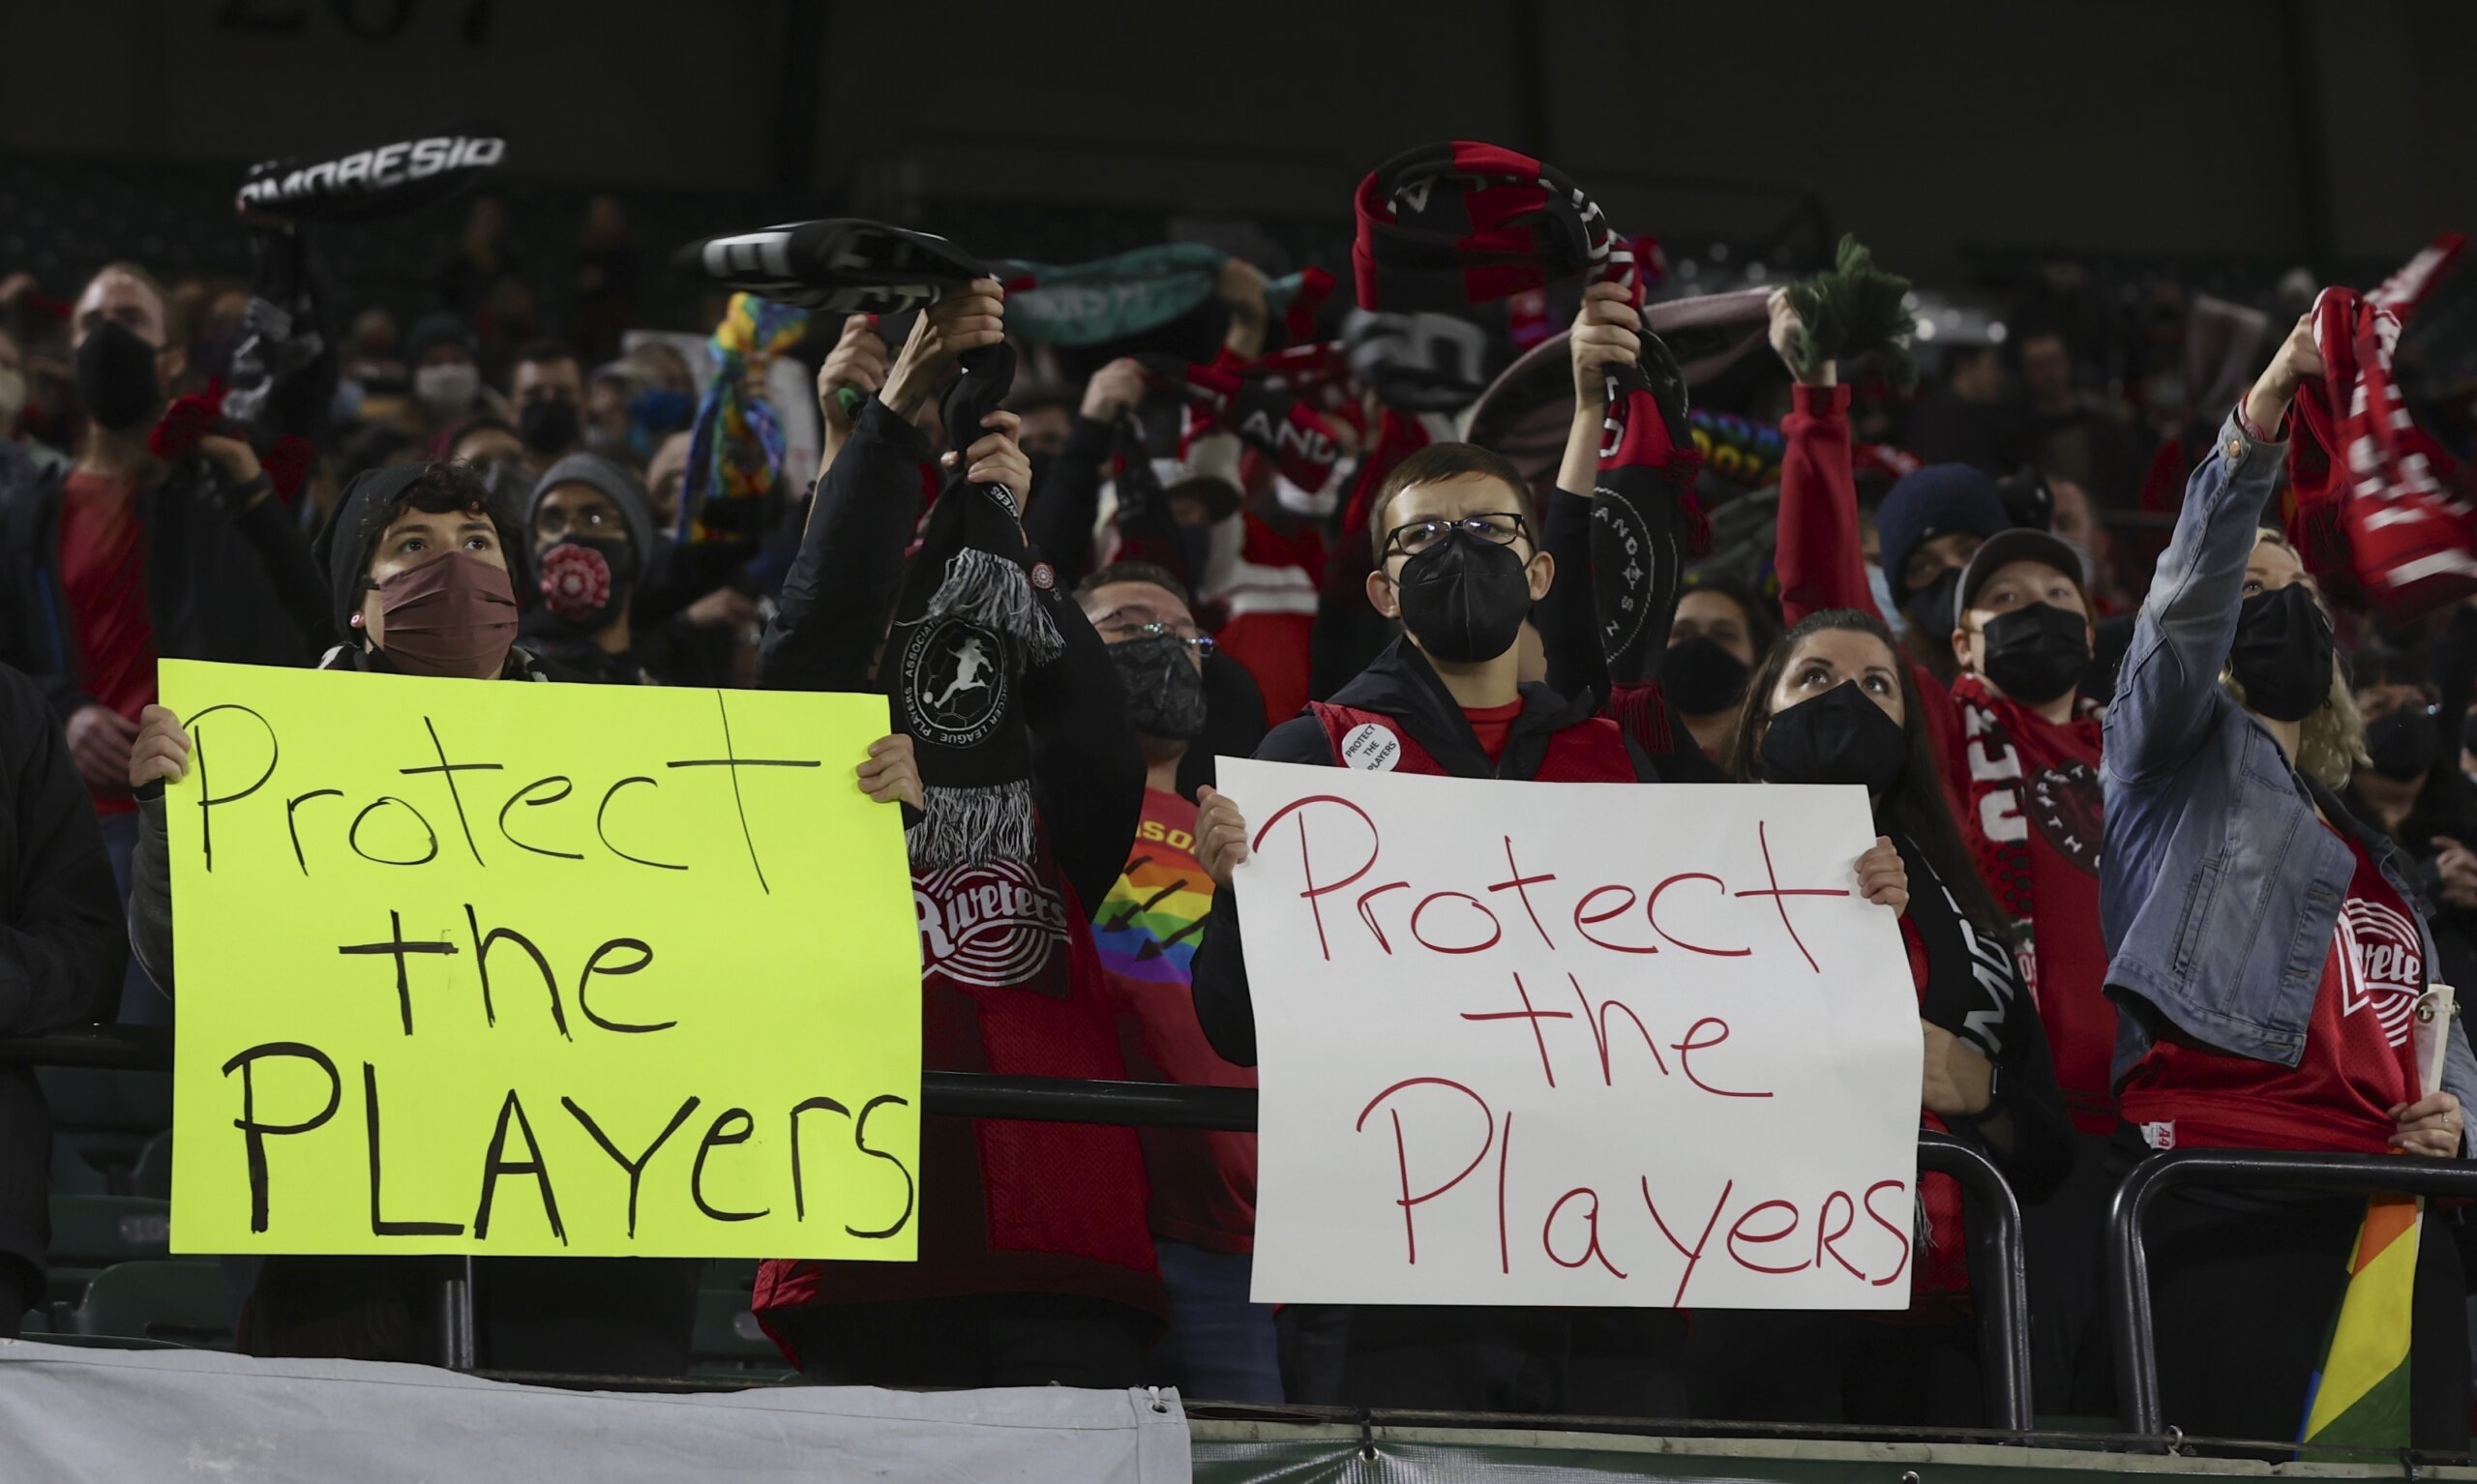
[1218,761,1923,1309]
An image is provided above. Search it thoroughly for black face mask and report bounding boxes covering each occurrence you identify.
[1902,568,1962,640]
[536,536,635,630]
[2365,707,2440,783]
[75,319,164,433]
[2228,584,2334,723]
[1660,636,1751,716]
[1393,529,1533,665]
[520,397,582,456]
[1760,679,1910,792]
[1979,601,2091,705]
[1107,633,1208,742]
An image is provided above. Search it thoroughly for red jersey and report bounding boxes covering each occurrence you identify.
[1462,698,1524,765]
[59,470,157,816]
[2120,831,2421,1154]
[1092,787,1258,1254]
[1205,512,1325,729]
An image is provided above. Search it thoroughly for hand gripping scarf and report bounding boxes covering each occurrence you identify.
[881,338,1066,870]
[234,128,506,222]
[676,292,810,547]
[2289,233,2475,619]
[678,219,985,316]
[1354,141,1701,687]
[677,217,997,544]
[1135,354,1349,500]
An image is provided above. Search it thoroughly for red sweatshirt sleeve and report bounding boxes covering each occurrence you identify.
[1775,384,1877,627]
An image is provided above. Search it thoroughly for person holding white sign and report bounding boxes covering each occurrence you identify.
[1187,433,1914,1413]
[1688,603,2074,1426]
[2097,312,2477,1449]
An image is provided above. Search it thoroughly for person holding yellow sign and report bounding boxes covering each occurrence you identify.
[750,267,1165,1389]
[123,455,925,1371]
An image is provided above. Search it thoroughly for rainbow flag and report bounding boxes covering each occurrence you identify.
[2299,1193,2421,1452]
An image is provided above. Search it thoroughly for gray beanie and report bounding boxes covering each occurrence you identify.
[527,452,656,568]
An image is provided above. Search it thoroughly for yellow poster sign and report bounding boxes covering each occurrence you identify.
[162,660,922,1261]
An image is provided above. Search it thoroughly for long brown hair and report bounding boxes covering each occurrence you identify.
[1727,607,2012,940]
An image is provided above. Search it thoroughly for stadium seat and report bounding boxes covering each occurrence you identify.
[131,1130,172,1202]
[689,1288,791,1383]
[47,1195,173,1269]
[48,1134,108,1196]
[73,1261,238,1350]
[37,1068,172,1193]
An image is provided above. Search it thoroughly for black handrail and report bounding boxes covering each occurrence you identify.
[1,1030,2031,1431]
[2105,1148,2477,1439]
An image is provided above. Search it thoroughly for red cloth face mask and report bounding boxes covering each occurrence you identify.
[373,549,519,679]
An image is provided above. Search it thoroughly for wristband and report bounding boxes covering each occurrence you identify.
[1946,1063,2004,1127]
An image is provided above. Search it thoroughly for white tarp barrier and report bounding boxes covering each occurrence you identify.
[0,1340,1192,1483]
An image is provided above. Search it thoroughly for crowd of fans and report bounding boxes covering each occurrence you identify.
[0,142,2474,1451]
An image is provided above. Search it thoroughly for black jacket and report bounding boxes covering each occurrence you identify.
[0,443,332,725]
[1188,636,1658,1065]
[0,661,125,1277]
[757,398,1143,915]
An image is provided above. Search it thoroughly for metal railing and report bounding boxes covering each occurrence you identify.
[1,1029,2032,1433]
[2105,1147,2477,1440]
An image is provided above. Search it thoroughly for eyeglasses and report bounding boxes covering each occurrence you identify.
[1098,618,1216,657]
[536,505,620,541]
[1382,512,1533,561]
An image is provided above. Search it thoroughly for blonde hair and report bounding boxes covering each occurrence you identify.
[2220,527,2366,788]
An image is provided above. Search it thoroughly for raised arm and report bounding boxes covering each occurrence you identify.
[758,283,1006,694]
[1539,281,1670,702]
[1022,359,1142,590]
[2104,314,2320,785]
[1768,292,1877,626]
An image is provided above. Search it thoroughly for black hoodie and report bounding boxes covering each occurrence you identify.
[1187,636,1658,1065]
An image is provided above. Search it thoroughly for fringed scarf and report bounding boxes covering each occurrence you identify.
[881,341,1067,870]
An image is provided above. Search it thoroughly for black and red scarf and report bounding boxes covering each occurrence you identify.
[1352,141,1702,686]
[1136,354,1350,499]
[679,218,987,316]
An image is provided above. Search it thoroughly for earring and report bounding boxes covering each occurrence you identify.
[348,612,364,629]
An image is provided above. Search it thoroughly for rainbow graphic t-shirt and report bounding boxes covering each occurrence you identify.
[1093,787,1257,1251]
[1096,791,1214,985]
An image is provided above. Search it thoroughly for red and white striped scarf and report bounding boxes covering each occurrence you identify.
[2290,233,2474,618]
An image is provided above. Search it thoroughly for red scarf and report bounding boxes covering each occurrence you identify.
[2290,233,2474,619]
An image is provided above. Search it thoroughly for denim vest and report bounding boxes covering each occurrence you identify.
[2100,412,2477,1117]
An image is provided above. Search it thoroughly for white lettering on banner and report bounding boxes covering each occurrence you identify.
[1219,761,1922,1309]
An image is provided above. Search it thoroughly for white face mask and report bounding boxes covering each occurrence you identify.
[414,361,480,414]
[0,365,23,430]
[1866,560,1905,638]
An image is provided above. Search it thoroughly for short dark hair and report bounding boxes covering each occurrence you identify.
[1077,560,1190,608]
[2349,645,2432,694]
[1369,442,1532,552]
[355,460,518,579]
[515,339,581,371]
[1003,380,1081,419]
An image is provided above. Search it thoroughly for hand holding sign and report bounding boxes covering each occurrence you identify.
[1856,836,1908,914]
[1220,759,1922,1310]
[1195,785,1249,888]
